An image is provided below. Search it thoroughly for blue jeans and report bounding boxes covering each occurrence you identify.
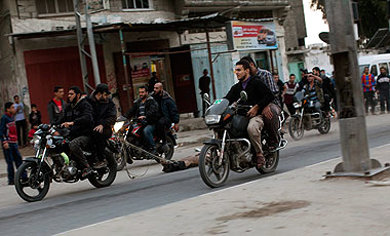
[2,143,23,184]
[143,125,155,150]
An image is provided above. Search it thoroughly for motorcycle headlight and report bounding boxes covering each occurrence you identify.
[114,121,125,133]
[293,102,300,108]
[33,135,41,149]
[205,115,221,125]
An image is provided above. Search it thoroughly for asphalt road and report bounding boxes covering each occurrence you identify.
[0,114,389,236]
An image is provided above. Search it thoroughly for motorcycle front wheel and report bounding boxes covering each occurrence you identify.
[288,117,304,140]
[115,151,126,171]
[14,161,50,202]
[88,151,117,188]
[198,144,230,188]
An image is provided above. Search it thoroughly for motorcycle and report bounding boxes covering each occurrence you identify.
[198,91,287,188]
[112,116,177,167]
[288,91,331,140]
[14,124,117,202]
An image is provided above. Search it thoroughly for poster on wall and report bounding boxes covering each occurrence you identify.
[228,21,278,51]
[130,56,151,97]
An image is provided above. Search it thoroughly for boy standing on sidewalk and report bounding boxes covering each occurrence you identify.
[0,102,23,185]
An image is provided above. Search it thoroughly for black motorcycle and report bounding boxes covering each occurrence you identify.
[112,116,176,166]
[288,91,331,140]
[198,91,287,188]
[14,124,117,202]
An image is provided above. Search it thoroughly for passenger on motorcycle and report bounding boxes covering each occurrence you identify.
[302,73,324,114]
[61,86,94,178]
[124,86,160,155]
[225,60,274,168]
[152,82,179,150]
[87,84,117,167]
[240,56,281,150]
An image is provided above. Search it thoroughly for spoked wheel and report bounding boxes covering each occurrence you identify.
[14,162,50,202]
[318,115,331,134]
[198,144,229,188]
[88,151,117,188]
[155,136,175,163]
[256,151,279,174]
[289,117,304,140]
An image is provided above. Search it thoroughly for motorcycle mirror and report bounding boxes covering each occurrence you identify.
[240,91,248,102]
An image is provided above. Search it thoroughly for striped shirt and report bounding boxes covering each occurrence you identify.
[361,73,376,92]
[256,68,280,106]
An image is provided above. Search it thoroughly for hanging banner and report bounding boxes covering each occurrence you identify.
[228,21,278,51]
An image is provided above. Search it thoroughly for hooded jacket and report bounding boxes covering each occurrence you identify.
[152,91,179,124]
[0,113,18,145]
[62,97,94,138]
[87,94,117,137]
[377,73,390,92]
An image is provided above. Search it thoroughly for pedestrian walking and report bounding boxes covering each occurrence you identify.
[361,67,376,115]
[0,102,24,185]
[284,74,299,115]
[13,95,27,147]
[199,69,211,117]
[376,67,390,113]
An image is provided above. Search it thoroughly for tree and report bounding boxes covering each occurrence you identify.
[311,0,388,40]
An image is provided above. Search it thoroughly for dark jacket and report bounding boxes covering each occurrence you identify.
[225,76,274,115]
[87,94,117,137]
[48,99,66,125]
[125,96,160,125]
[29,111,42,127]
[199,75,211,94]
[320,75,335,98]
[377,73,390,92]
[62,97,94,138]
[0,113,17,145]
[152,91,180,124]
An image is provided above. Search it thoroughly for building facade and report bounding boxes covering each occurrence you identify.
[0,0,300,121]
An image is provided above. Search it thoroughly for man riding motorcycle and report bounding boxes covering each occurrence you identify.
[61,86,94,178]
[241,56,281,150]
[152,82,179,150]
[124,86,160,155]
[225,60,274,168]
[87,83,117,167]
[302,73,324,115]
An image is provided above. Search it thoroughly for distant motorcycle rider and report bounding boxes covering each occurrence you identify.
[152,83,179,150]
[125,86,160,154]
[61,86,94,178]
[302,73,323,114]
[87,84,117,167]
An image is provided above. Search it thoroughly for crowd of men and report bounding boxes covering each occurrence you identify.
[0,81,179,185]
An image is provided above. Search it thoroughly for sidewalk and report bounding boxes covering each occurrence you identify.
[60,143,390,236]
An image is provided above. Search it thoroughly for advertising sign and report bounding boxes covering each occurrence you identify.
[229,21,278,51]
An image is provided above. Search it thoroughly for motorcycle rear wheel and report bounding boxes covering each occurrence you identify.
[88,151,117,188]
[199,144,230,188]
[14,162,50,202]
[288,117,304,140]
[256,151,279,174]
[318,116,331,134]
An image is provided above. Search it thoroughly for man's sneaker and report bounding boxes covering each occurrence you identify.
[81,167,93,179]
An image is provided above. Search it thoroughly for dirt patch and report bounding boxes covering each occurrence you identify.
[216,200,310,222]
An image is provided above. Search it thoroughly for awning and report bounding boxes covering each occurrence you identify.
[8,13,274,39]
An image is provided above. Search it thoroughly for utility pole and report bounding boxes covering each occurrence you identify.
[325,0,385,176]
[73,0,101,93]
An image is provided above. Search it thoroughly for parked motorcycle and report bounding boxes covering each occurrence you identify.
[14,124,117,202]
[288,91,331,140]
[112,116,177,167]
[198,91,287,188]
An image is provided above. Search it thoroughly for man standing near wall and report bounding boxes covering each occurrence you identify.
[361,67,376,115]
[13,95,27,147]
[376,67,390,114]
[199,69,211,117]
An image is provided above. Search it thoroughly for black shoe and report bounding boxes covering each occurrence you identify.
[81,167,93,178]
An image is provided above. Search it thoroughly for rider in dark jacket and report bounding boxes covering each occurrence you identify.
[152,83,179,146]
[87,84,117,163]
[61,86,94,178]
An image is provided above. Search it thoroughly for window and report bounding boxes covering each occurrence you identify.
[36,0,74,15]
[122,0,150,9]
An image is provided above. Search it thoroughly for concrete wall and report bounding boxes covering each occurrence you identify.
[304,45,333,74]
[283,0,306,50]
